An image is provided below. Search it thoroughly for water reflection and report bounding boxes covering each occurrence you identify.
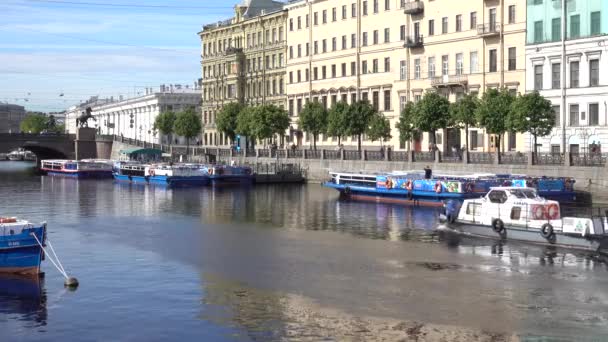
[0,274,46,327]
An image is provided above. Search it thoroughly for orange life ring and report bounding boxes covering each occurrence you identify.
[405,179,413,191]
[0,217,16,223]
[434,181,442,193]
[208,168,214,175]
[149,169,155,177]
[546,204,560,220]
[532,205,546,220]
[385,178,392,189]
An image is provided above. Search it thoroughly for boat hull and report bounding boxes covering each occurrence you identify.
[0,225,45,275]
[323,182,475,207]
[43,169,113,179]
[209,175,254,186]
[113,173,210,187]
[447,221,608,252]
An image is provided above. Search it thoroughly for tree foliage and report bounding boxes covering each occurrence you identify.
[297,101,327,150]
[344,100,376,151]
[396,101,420,147]
[216,102,243,142]
[366,113,392,143]
[475,88,516,153]
[173,106,203,155]
[326,101,350,145]
[20,113,48,133]
[509,91,555,153]
[449,94,478,151]
[236,104,290,143]
[153,111,176,145]
[413,92,450,144]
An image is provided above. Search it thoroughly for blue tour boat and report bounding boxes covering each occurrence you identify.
[201,164,254,186]
[41,159,113,178]
[0,217,46,275]
[112,162,210,187]
[323,170,577,206]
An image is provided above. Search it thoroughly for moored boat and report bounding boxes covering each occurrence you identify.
[440,187,608,253]
[112,162,210,187]
[0,217,46,275]
[40,159,113,178]
[7,149,24,161]
[201,164,254,186]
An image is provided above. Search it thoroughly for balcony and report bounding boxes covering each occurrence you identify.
[404,35,424,48]
[477,22,501,37]
[403,1,424,15]
[431,74,468,87]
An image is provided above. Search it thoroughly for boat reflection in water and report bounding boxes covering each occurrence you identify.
[0,274,47,327]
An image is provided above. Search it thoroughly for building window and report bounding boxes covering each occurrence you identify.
[342,35,347,49]
[385,0,390,10]
[508,5,515,24]
[470,12,477,30]
[332,37,337,51]
[373,58,379,73]
[289,71,293,84]
[314,41,318,54]
[570,61,579,88]
[363,0,368,15]
[313,67,318,80]
[489,49,497,73]
[508,47,516,71]
[456,53,463,75]
[362,61,368,74]
[429,19,434,36]
[305,14,309,28]
[384,28,390,43]
[289,18,293,31]
[470,51,478,73]
[552,105,560,127]
[508,133,516,151]
[372,91,379,110]
[322,39,327,53]
[590,59,599,87]
[384,57,390,72]
[322,10,327,24]
[322,66,327,79]
[552,17,561,42]
[297,44,301,57]
[351,33,356,48]
[288,100,294,116]
[314,12,318,25]
[363,32,368,46]
[373,30,379,44]
[332,7,337,21]
[428,57,435,78]
[351,61,356,76]
[534,21,543,43]
[414,58,420,79]
[352,3,357,17]
[591,11,601,36]
[570,14,580,38]
[442,17,448,34]
[552,63,560,89]
[331,64,336,78]
[297,16,301,30]
[400,25,406,40]
[456,15,462,32]
[305,43,309,56]
[305,69,309,81]
[384,90,391,111]
[569,104,579,127]
[441,55,448,76]
[342,5,347,19]
[342,63,347,76]
[297,70,301,83]
[534,65,543,90]
[400,60,407,80]
[373,0,378,13]
[289,46,293,59]
[589,103,600,126]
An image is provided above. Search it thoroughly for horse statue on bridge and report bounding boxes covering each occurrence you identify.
[76,107,97,128]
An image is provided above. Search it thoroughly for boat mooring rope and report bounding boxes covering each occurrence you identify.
[31,232,78,287]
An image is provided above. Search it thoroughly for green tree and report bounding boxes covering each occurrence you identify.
[344,100,376,151]
[153,111,176,146]
[414,92,450,146]
[508,91,555,154]
[449,94,478,151]
[366,113,392,144]
[475,88,516,154]
[20,113,47,133]
[326,101,350,146]
[298,101,327,150]
[236,104,289,146]
[396,101,419,149]
[173,106,202,158]
[216,102,243,143]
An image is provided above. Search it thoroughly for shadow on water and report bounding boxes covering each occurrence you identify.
[0,274,47,328]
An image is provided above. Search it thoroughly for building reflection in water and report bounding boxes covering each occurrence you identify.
[0,274,47,328]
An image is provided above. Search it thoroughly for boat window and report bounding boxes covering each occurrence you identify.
[510,207,521,220]
[508,189,538,199]
[488,190,507,204]
[466,203,481,216]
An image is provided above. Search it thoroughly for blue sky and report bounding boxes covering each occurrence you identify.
[0,0,240,112]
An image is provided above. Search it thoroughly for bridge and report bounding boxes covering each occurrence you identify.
[0,133,75,160]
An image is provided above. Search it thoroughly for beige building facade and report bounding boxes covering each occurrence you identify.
[285,0,527,152]
[199,0,288,147]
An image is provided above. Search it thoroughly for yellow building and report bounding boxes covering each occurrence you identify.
[199,0,287,147]
[285,0,526,152]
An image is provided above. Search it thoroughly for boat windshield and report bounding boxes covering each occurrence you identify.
[508,188,538,199]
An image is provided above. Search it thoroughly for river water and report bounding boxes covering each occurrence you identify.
[1,161,607,341]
